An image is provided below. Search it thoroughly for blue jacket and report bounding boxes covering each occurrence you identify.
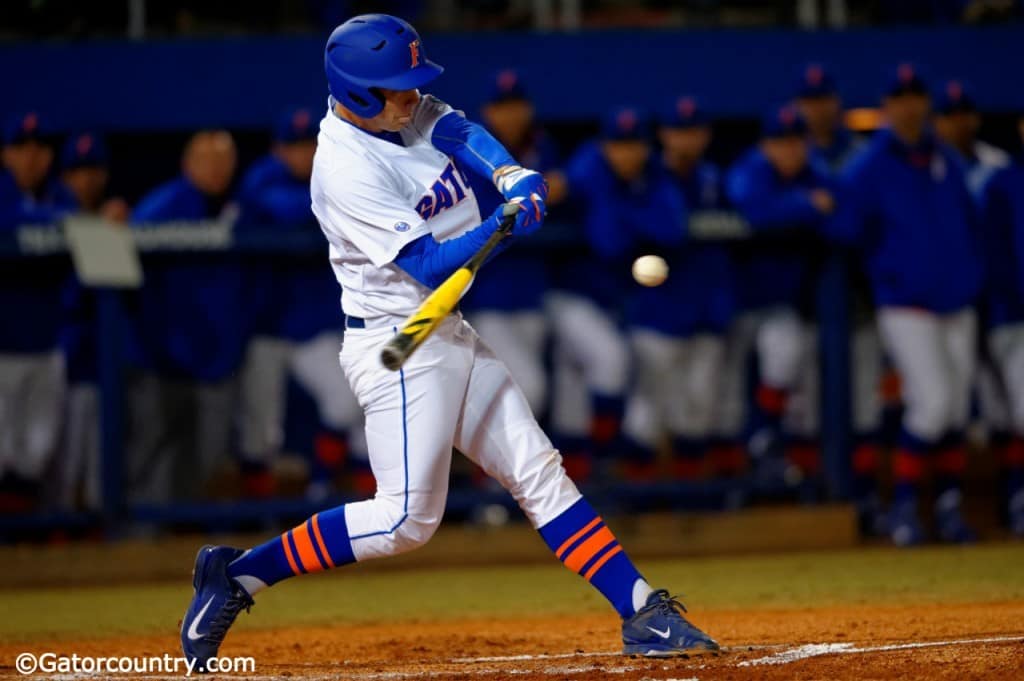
[130,177,249,382]
[238,154,341,342]
[829,129,982,313]
[979,161,1024,327]
[559,141,688,318]
[0,169,77,352]
[462,129,559,313]
[628,160,736,336]
[726,148,832,313]
[809,128,864,175]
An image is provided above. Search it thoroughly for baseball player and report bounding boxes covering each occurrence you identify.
[725,105,834,487]
[830,64,981,546]
[461,70,558,419]
[933,81,1010,198]
[57,132,124,511]
[628,96,736,480]
[978,115,1024,536]
[180,15,718,670]
[0,112,75,512]
[932,81,1017,534]
[236,108,366,501]
[795,64,885,533]
[127,130,245,504]
[542,109,650,481]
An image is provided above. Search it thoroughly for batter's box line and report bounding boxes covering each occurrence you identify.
[739,635,1024,667]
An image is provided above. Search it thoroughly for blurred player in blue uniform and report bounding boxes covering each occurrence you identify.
[545,108,656,480]
[795,64,885,531]
[236,108,365,500]
[623,96,737,480]
[933,81,1016,534]
[794,64,864,171]
[462,70,558,419]
[831,65,981,545]
[726,105,835,487]
[933,81,1010,198]
[0,112,76,511]
[127,130,245,503]
[978,115,1024,536]
[56,132,129,511]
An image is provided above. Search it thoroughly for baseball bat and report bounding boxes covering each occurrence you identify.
[380,202,519,371]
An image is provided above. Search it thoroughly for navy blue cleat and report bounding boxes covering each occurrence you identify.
[181,545,253,672]
[622,589,720,657]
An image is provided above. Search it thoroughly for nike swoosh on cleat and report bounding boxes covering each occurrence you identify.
[645,625,671,639]
[187,596,216,641]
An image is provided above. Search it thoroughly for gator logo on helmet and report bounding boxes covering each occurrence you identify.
[409,40,421,68]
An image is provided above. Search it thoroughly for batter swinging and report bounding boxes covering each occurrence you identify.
[179,14,718,670]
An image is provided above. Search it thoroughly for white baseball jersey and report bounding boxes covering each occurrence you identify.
[310,94,484,322]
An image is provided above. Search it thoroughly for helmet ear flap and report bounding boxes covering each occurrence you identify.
[340,86,384,118]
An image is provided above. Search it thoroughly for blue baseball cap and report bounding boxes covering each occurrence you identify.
[796,63,837,99]
[3,111,46,146]
[661,96,710,129]
[885,63,929,97]
[600,107,651,141]
[487,69,529,104]
[935,80,977,115]
[274,108,317,143]
[61,132,109,169]
[761,104,807,139]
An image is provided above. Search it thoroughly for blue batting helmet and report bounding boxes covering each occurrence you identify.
[324,14,444,118]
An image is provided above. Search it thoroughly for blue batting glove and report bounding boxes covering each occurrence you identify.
[494,165,548,232]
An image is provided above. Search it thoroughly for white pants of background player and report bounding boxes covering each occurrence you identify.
[877,307,976,442]
[238,332,366,466]
[976,323,1024,436]
[545,292,630,438]
[714,308,817,440]
[624,330,723,448]
[338,314,580,558]
[56,383,102,510]
[0,351,64,484]
[465,311,547,415]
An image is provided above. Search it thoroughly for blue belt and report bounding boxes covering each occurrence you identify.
[345,315,366,329]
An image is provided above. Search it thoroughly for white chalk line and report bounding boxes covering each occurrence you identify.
[739,634,1023,667]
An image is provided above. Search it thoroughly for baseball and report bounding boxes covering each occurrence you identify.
[632,255,669,287]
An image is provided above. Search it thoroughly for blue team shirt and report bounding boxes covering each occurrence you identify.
[0,169,77,353]
[980,160,1024,327]
[829,129,982,313]
[238,154,342,341]
[130,176,249,382]
[726,148,833,312]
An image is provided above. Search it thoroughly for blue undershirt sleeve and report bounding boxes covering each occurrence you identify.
[431,112,517,182]
[394,218,504,289]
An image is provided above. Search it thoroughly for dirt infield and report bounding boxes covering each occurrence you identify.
[2,601,1021,680]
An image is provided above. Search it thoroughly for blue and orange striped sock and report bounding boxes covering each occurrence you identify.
[227,505,355,595]
[539,498,649,619]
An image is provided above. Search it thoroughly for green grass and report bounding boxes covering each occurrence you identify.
[2,543,1023,643]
